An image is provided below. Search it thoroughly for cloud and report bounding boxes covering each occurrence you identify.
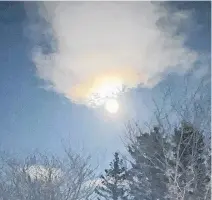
[26,2,198,106]
[25,165,62,182]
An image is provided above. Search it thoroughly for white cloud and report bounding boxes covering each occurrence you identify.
[25,165,62,182]
[26,2,198,106]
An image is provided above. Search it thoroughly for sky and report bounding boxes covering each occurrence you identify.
[0,1,210,169]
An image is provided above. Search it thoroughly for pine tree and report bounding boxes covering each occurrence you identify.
[125,121,211,200]
[127,127,168,200]
[95,152,128,200]
[168,122,211,200]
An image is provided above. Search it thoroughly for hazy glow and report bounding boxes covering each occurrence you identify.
[89,76,123,106]
[69,68,142,106]
[93,78,122,98]
[105,99,119,114]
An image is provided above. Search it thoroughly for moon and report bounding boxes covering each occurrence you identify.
[105,99,119,114]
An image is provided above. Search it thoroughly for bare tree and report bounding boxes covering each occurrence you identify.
[0,148,97,200]
[151,71,211,200]
[165,122,210,200]
[151,71,211,137]
[125,121,210,200]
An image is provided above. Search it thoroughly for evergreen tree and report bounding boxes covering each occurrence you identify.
[95,152,128,200]
[126,122,211,200]
[127,127,168,200]
[169,122,211,200]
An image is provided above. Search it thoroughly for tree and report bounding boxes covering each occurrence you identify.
[0,149,96,200]
[127,125,168,200]
[148,71,211,200]
[95,152,128,200]
[166,122,211,200]
[125,121,211,200]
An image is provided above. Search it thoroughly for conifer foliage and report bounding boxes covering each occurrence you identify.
[126,122,211,200]
[95,152,128,200]
[127,127,168,200]
[100,122,211,200]
[167,122,211,200]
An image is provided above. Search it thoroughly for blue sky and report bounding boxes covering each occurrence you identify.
[0,2,210,169]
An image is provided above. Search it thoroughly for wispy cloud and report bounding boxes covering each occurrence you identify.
[26,2,198,106]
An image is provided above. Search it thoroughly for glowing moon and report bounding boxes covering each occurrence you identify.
[105,99,119,114]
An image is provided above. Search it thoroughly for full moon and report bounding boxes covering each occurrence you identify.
[105,99,119,114]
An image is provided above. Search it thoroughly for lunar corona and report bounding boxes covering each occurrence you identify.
[105,99,119,114]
